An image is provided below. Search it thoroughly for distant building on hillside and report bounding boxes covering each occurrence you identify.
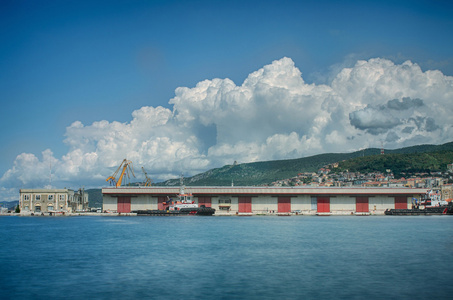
[448,163,453,173]
[441,184,453,201]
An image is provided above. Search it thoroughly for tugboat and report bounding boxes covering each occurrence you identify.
[133,177,215,216]
[385,192,453,215]
[384,202,453,215]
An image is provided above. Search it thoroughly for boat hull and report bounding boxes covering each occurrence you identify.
[133,206,215,216]
[384,204,453,215]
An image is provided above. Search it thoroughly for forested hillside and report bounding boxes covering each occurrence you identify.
[333,151,453,177]
[86,189,103,208]
[158,142,453,186]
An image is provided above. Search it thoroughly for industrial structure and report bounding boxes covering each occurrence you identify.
[102,186,427,215]
[141,167,152,186]
[19,188,89,214]
[106,159,135,187]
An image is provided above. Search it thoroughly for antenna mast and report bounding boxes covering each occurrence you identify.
[49,160,52,187]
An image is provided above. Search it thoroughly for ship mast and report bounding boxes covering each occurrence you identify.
[179,174,185,196]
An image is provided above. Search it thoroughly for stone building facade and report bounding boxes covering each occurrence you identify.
[19,188,89,213]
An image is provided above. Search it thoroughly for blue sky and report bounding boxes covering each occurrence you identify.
[1,0,453,199]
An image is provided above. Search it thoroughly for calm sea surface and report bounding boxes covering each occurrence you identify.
[1,215,452,300]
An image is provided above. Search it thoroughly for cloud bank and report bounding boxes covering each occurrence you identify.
[2,57,453,198]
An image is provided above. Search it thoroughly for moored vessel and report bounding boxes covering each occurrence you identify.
[133,178,215,216]
[385,191,453,215]
[384,203,453,215]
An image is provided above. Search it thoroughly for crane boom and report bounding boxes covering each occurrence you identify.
[142,167,152,186]
[106,159,135,187]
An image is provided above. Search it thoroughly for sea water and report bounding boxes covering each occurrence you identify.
[1,215,452,300]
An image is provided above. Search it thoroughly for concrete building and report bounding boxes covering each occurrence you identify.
[102,186,427,215]
[19,188,89,213]
[441,184,453,201]
[71,188,89,212]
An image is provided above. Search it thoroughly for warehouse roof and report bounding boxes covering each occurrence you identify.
[102,186,427,196]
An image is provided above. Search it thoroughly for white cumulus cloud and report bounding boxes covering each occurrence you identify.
[1,57,452,196]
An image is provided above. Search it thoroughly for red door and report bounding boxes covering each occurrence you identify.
[117,197,131,213]
[158,197,166,210]
[356,197,369,212]
[198,197,212,207]
[395,196,407,209]
[317,197,330,213]
[278,197,291,213]
[238,197,252,213]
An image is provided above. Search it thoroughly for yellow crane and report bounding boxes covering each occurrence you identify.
[142,167,152,186]
[106,159,135,187]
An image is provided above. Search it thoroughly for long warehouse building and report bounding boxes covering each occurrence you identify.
[102,186,428,215]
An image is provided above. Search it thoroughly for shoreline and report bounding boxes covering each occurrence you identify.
[2,211,388,217]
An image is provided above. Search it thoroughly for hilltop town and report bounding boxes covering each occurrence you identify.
[270,162,453,201]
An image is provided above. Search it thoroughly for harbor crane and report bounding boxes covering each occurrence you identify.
[142,167,152,186]
[106,159,135,187]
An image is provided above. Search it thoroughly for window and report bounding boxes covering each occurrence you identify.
[35,194,41,201]
[35,206,41,212]
[59,194,65,202]
[24,206,29,211]
[23,194,30,201]
[48,206,54,211]
[219,198,231,210]
[48,195,54,201]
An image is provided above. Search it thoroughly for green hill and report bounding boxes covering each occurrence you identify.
[334,151,453,177]
[86,189,103,208]
[157,141,453,186]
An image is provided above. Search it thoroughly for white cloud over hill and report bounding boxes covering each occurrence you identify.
[2,57,452,198]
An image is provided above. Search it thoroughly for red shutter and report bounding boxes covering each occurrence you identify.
[278,197,291,213]
[198,197,212,207]
[395,196,407,209]
[238,197,252,213]
[317,197,330,213]
[117,197,122,212]
[356,197,369,212]
[117,197,131,213]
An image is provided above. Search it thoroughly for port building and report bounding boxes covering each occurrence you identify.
[102,186,427,215]
[19,188,89,214]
